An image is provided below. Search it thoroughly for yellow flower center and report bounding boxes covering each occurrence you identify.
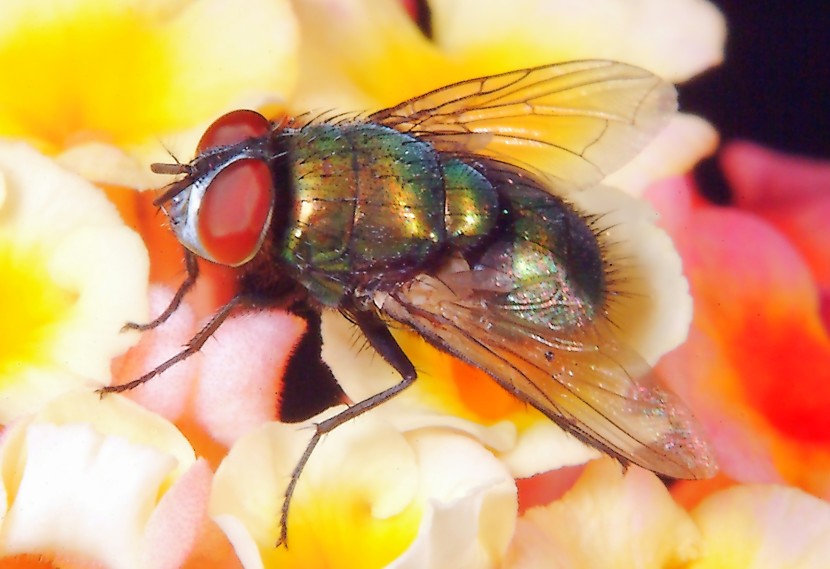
[264,488,421,569]
[0,4,172,151]
[0,241,74,379]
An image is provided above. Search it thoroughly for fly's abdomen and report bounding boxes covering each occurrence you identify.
[283,123,447,304]
[474,168,606,331]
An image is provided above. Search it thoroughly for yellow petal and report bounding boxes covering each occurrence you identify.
[0,0,298,185]
[431,0,726,81]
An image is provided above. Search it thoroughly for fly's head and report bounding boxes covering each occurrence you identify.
[152,110,286,267]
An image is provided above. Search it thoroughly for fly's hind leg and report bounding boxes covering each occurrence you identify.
[123,248,199,332]
[276,307,417,548]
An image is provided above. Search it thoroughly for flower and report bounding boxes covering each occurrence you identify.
[505,457,830,569]
[506,459,702,569]
[0,392,237,568]
[689,483,830,568]
[0,0,299,187]
[649,142,830,499]
[211,412,517,568]
[0,142,148,422]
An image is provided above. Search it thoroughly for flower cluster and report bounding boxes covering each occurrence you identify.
[0,1,827,568]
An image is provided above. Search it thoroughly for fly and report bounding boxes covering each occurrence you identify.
[101,60,717,546]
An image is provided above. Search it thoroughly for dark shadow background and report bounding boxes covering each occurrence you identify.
[682,0,828,159]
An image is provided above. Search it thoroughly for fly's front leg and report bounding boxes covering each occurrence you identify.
[99,294,243,394]
[123,248,199,332]
[276,307,417,548]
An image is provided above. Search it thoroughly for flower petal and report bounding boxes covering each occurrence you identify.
[0,142,148,421]
[291,0,724,111]
[0,392,204,569]
[650,175,830,494]
[722,141,830,328]
[690,485,830,569]
[0,0,298,186]
[212,413,516,568]
[431,0,725,81]
[506,458,701,569]
[193,309,306,446]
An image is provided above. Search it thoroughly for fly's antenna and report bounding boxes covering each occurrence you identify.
[148,140,194,210]
[151,162,191,175]
[151,139,189,173]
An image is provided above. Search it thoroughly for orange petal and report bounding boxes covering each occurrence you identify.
[650,176,830,497]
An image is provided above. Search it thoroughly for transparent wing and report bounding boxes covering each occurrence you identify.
[378,261,716,479]
[369,60,676,190]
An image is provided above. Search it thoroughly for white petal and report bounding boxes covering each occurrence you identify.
[391,430,517,569]
[692,485,830,569]
[2,423,176,569]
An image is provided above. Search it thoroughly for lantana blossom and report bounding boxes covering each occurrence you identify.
[211,412,516,569]
[504,457,830,569]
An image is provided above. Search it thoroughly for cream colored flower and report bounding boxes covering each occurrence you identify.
[689,485,830,569]
[505,458,702,569]
[0,392,215,569]
[211,412,517,569]
[0,142,148,421]
[504,458,830,569]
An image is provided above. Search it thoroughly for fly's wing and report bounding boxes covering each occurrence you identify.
[369,60,675,190]
[377,261,716,480]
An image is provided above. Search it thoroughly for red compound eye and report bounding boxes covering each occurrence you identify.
[197,158,273,266]
[197,109,271,153]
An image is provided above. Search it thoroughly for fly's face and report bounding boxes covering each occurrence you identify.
[154,110,278,267]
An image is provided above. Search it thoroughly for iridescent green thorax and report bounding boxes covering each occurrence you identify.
[442,158,499,248]
[280,122,448,304]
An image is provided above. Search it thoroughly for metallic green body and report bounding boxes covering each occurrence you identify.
[277,122,603,329]
[283,123,445,303]
[478,178,604,331]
